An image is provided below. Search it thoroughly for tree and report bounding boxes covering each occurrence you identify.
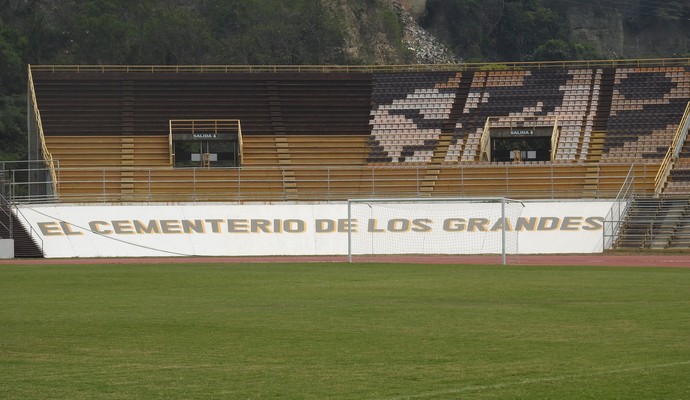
[495,0,563,61]
[137,8,214,64]
[0,27,26,92]
[531,39,571,61]
[422,0,505,61]
[0,94,26,161]
[200,0,346,64]
[0,27,27,160]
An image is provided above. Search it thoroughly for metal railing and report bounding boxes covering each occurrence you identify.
[602,164,636,250]
[613,196,690,249]
[27,67,58,194]
[4,162,657,205]
[0,193,44,253]
[28,58,690,75]
[1,160,57,201]
[655,101,690,195]
[0,193,12,239]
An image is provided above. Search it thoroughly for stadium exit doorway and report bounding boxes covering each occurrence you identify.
[480,117,558,162]
[491,136,551,162]
[173,139,238,168]
[170,120,242,168]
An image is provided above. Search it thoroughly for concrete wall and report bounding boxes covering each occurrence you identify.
[16,201,613,258]
[0,239,14,259]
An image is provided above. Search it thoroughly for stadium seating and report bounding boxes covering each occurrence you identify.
[368,72,460,163]
[27,63,690,202]
[602,67,690,161]
[44,136,170,167]
[665,158,690,194]
[32,71,373,137]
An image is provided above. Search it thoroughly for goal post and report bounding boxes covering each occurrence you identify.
[347,197,524,265]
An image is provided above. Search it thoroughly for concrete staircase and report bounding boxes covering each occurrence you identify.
[616,196,690,249]
[0,196,44,258]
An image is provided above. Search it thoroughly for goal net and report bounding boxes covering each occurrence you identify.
[347,197,524,265]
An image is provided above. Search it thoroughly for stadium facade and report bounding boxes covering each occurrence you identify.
[2,59,689,258]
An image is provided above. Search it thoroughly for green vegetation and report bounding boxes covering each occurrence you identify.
[0,0,359,160]
[1,0,689,161]
[1,262,689,399]
[5,0,349,66]
[422,0,606,62]
[0,24,28,161]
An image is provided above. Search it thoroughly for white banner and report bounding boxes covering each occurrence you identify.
[16,201,613,258]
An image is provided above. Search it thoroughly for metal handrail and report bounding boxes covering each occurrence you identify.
[602,164,636,249]
[237,120,244,167]
[11,204,44,253]
[479,117,491,161]
[27,65,58,195]
[28,58,690,75]
[655,101,690,195]
[0,194,11,239]
[612,195,690,249]
[6,162,658,205]
[0,193,44,253]
[551,117,560,162]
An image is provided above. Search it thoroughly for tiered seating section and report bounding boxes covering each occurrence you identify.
[32,71,375,201]
[447,69,598,161]
[367,67,690,165]
[29,64,690,202]
[33,72,373,137]
[602,67,690,161]
[665,140,690,194]
[368,72,460,163]
[367,69,602,162]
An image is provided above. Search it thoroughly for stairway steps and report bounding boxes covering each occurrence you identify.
[615,196,690,249]
[0,201,44,258]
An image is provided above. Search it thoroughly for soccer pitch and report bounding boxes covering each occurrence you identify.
[1,262,689,399]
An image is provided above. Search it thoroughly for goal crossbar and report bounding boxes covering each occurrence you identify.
[347,197,524,265]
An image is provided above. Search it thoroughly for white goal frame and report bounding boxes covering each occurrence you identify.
[347,197,524,265]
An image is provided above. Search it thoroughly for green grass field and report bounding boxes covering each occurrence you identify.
[1,262,689,399]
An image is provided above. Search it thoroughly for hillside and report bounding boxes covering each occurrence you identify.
[1,0,689,161]
[420,0,690,61]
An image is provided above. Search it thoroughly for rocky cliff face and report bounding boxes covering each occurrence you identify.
[567,6,625,59]
[326,0,408,64]
[564,2,690,59]
[395,1,459,64]
[327,0,456,65]
[401,0,690,62]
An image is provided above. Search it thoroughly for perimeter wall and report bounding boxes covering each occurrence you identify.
[17,201,613,258]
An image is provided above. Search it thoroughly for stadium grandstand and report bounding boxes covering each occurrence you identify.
[2,58,690,258]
